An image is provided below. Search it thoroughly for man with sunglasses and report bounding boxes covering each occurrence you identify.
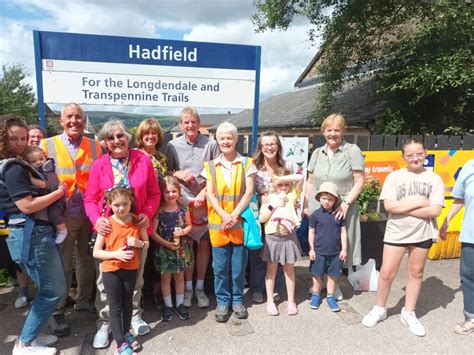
[42,103,102,337]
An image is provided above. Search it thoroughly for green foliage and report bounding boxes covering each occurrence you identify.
[0,64,37,123]
[253,1,473,134]
[357,179,382,217]
[0,268,14,288]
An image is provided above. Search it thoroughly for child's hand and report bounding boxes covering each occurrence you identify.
[127,236,139,248]
[261,194,270,204]
[309,250,316,261]
[166,240,179,251]
[340,249,347,261]
[115,246,134,262]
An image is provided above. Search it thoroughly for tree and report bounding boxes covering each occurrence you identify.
[253,0,473,134]
[0,64,37,123]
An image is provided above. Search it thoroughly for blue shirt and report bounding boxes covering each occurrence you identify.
[309,207,345,256]
[452,159,474,244]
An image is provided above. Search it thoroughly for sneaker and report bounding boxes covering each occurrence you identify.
[309,293,321,310]
[124,332,142,352]
[266,302,279,316]
[327,296,340,312]
[252,292,264,304]
[273,293,281,302]
[13,342,57,354]
[287,303,298,316]
[195,288,210,308]
[115,342,136,355]
[15,296,29,309]
[31,333,58,347]
[131,318,150,336]
[334,284,344,301]
[93,323,111,349]
[215,305,230,323]
[74,301,96,313]
[48,313,70,337]
[362,305,387,328]
[176,304,190,320]
[161,306,173,322]
[232,304,248,319]
[400,307,426,337]
[183,289,193,308]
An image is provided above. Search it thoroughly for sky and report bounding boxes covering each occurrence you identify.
[0,0,319,115]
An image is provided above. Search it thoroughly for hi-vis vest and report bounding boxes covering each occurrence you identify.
[204,157,253,247]
[42,135,102,197]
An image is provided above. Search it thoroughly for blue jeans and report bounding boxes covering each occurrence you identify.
[212,243,248,307]
[249,249,284,295]
[461,243,474,321]
[6,224,66,344]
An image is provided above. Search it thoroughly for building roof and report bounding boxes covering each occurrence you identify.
[217,78,384,131]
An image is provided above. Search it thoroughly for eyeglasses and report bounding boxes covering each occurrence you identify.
[106,133,126,142]
[404,153,425,160]
[262,143,278,148]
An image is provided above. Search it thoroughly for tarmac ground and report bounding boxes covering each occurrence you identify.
[1,256,472,354]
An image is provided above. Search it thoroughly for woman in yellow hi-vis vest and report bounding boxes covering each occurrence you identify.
[202,122,257,323]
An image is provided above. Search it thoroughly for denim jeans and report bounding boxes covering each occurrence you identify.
[212,243,248,307]
[461,243,474,321]
[6,224,66,344]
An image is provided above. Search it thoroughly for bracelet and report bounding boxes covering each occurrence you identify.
[141,240,145,249]
[268,205,274,212]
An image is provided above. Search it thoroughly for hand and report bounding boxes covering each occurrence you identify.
[115,246,134,262]
[309,250,316,261]
[194,189,207,208]
[166,240,179,251]
[127,236,139,248]
[221,213,237,230]
[174,170,196,185]
[58,182,68,196]
[302,207,309,217]
[261,194,270,204]
[340,249,347,261]
[96,217,112,235]
[137,214,149,229]
[334,202,349,220]
[276,197,286,208]
[439,219,448,241]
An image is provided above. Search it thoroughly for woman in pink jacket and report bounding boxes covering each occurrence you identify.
[84,120,160,349]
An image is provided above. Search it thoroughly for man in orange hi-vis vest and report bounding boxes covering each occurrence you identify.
[42,103,102,337]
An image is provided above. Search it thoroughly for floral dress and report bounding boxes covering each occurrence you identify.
[154,207,193,274]
[150,152,167,182]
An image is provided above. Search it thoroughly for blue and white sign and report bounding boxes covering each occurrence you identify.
[34,31,260,109]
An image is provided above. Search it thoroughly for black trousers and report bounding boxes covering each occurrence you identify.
[102,268,138,345]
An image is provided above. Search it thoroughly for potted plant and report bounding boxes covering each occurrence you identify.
[357,179,382,221]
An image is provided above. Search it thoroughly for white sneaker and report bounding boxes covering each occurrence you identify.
[334,284,344,301]
[362,305,387,327]
[12,342,57,354]
[131,318,150,336]
[400,307,426,337]
[195,288,210,308]
[31,333,58,347]
[183,288,193,308]
[93,323,110,349]
[15,296,29,309]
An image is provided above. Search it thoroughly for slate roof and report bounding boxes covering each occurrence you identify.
[218,78,384,131]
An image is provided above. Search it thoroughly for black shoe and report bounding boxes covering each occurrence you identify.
[48,313,71,337]
[232,304,248,319]
[215,305,230,323]
[176,304,190,321]
[161,306,173,322]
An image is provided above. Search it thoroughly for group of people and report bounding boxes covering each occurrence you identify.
[0,106,472,354]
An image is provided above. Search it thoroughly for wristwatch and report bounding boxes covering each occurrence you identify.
[268,205,274,212]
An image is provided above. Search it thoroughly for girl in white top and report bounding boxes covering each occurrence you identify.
[362,138,445,337]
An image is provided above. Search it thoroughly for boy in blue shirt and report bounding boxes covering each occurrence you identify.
[308,182,347,312]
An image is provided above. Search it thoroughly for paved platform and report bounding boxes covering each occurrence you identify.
[1,256,472,354]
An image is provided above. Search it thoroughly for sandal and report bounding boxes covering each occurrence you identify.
[124,332,143,352]
[454,321,474,335]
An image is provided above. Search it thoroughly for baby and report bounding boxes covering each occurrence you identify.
[24,146,68,244]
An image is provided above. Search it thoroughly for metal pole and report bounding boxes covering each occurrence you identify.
[251,46,261,155]
[33,31,46,131]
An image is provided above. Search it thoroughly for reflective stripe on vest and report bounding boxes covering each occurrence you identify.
[204,157,252,247]
[42,135,102,197]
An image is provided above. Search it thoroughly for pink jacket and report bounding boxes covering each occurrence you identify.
[84,149,160,235]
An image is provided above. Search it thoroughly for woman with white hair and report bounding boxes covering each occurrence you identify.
[84,120,160,349]
[201,122,257,323]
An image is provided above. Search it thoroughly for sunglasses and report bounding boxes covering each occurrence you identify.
[106,133,126,142]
